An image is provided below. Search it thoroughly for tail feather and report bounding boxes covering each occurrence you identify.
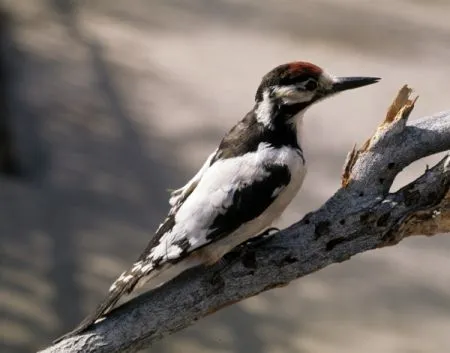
[52,270,142,343]
[53,214,178,343]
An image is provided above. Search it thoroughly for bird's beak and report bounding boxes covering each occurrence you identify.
[331,76,380,93]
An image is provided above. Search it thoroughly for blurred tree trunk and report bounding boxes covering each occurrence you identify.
[0,9,19,176]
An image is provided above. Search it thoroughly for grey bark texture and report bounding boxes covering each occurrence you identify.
[39,87,450,353]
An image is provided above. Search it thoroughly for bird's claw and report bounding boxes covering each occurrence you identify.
[244,227,280,249]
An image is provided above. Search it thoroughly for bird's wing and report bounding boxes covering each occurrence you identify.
[52,151,218,343]
[54,146,292,343]
[168,149,218,207]
[143,151,292,264]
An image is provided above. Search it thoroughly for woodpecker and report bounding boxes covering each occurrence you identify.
[56,61,379,342]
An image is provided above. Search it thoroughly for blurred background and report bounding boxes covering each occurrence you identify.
[1,0,450,352]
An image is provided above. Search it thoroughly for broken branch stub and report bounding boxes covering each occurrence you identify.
[39,86,450,353]
[341,85,418,188]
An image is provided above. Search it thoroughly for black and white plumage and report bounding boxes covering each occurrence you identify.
[56,62,379,342]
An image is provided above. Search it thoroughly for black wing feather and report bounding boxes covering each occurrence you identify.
[206,164,291,241]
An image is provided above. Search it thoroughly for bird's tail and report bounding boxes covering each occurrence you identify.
[52,264,154,343]
[53,215,176,343]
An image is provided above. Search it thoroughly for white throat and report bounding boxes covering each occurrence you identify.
[290,110,305,146]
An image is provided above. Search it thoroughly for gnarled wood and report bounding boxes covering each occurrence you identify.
[40,87,450,353]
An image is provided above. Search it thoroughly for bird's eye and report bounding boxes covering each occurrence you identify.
[304,80,318,91]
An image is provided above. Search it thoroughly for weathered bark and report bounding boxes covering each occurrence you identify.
[40,86,450,353]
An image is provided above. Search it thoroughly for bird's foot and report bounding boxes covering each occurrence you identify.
[244,227,280,249]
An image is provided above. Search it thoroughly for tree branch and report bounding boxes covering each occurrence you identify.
[40,86,450,353]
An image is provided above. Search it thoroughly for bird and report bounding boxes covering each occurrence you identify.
[55,61,379,342]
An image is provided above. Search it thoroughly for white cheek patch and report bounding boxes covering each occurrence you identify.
[273,85,314,104]
[318,71,336,91]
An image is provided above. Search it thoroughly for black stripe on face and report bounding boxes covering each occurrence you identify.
[255,62,322,102]
[206,164,291,241]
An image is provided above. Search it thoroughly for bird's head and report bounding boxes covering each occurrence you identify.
[255,61,380,127]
